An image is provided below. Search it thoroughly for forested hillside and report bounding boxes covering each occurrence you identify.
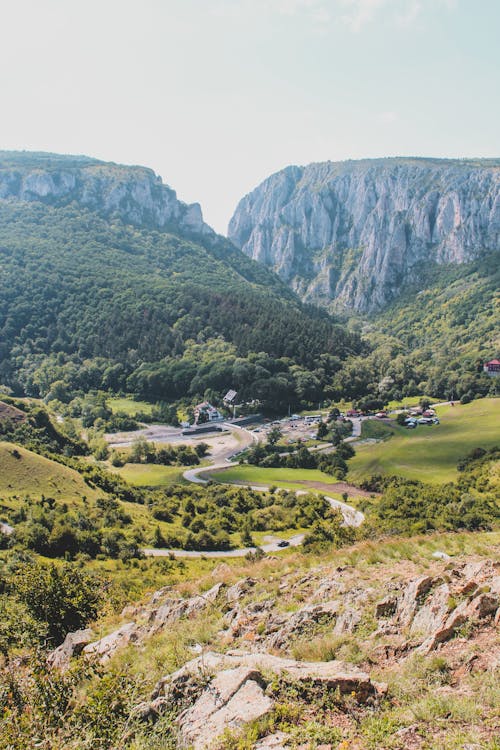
[327,256,499,406]
[0,156,364,411]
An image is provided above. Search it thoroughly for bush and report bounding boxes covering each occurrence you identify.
[13,562,104,646]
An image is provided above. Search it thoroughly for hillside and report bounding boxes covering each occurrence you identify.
[228,157,499,313]
[2,530,499,749]
[348,398,500,484]
[0,152,364,410]
[0,441,100,504]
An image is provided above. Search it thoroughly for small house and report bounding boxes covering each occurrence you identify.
[483,359,500,376]
[194,401,224,424]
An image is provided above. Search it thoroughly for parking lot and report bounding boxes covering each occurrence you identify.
[251,415,323,444]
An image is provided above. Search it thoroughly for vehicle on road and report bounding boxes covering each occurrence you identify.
[277,540,290,548]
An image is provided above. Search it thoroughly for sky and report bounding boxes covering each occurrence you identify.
[0,0,498,233]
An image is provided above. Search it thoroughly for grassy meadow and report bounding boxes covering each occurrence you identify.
[349,397,500,484]
[107,396,154,416]
[210,465,344,489]
[107,462,187,487]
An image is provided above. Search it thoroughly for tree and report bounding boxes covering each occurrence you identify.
[316,421,328,439]
[266,426,282,447]
[14,563,103,646]
[153,525,166,548]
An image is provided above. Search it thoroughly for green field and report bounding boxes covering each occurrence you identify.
[107,396,154,417]
[108,463,187,487]
[359,419,394,440]
[210,465,342,489]
[0,441,102,507]
[384,395,436,410]
[349,398,500,484]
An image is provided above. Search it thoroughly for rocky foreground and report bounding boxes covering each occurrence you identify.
[48,548,500,749]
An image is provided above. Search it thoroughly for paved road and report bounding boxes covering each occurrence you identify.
[142,418,364,558]
[143,475,364,558]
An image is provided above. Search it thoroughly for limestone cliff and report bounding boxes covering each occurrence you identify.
[228,158,500,312]
[0,151,214,238]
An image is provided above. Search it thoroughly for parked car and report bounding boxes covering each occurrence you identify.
[432,417,440,424]
[277,540,290,548]
[418,417,433,425]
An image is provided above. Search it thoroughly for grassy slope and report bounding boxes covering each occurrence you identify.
[0,441,102,505]
[349,398,500,483]
[108,462,187,487]
[210,465,343,489]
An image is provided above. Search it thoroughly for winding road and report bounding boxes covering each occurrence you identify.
[143,422,365,558]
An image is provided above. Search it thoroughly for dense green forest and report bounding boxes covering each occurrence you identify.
[327,256,499,406]
[0,153,498,416]
[0,201,363,411]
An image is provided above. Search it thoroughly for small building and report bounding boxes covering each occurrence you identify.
[223,389,238,405]
[194,401,224,424]
[483,359,500,376]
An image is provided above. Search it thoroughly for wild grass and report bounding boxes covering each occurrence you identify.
[0,440,101,505]
[107,462,187,487]
[292,633,365,665]
[360,419,394,440]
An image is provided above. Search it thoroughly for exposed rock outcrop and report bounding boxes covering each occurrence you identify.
[150,651,377,749]
[47,628,94,671]
[0,151,214,239]
[228,158,500,312]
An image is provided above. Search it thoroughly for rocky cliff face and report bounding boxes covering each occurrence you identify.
[228,158,500,312]
[0,151,214,238]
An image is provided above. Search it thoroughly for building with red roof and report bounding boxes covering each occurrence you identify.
[483,359,500,376]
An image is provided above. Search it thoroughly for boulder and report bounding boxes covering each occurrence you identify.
[177,667,273,749]
[466,592,499,620]
[254,732,289,749]
[417,600,469,654]
[267,601,339,649]
[225,578,256,604]
[375,595,397,619]
[150,650,376,748]
[410,583,451,637]
[83,622,141,663]
[155,650,376,703]
[47,628,94,671]
[395,576,435,627]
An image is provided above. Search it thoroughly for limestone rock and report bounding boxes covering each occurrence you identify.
[83,622,141,663]
[0,155,214,240]
[394,576,435,627]
[225,578,256,604]
[228,158,500,312]
[47,628,94,671]
[154,650,376,704]
[149,652,376,748]
[177,667,272,750]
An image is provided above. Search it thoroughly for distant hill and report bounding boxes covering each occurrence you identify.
[0,152,364,410]
[228,157,499,313]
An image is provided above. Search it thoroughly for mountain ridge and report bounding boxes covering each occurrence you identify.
[228,156,500,312]
[0,149,215,239]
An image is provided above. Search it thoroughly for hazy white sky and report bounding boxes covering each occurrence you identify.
[0,0,498,233]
